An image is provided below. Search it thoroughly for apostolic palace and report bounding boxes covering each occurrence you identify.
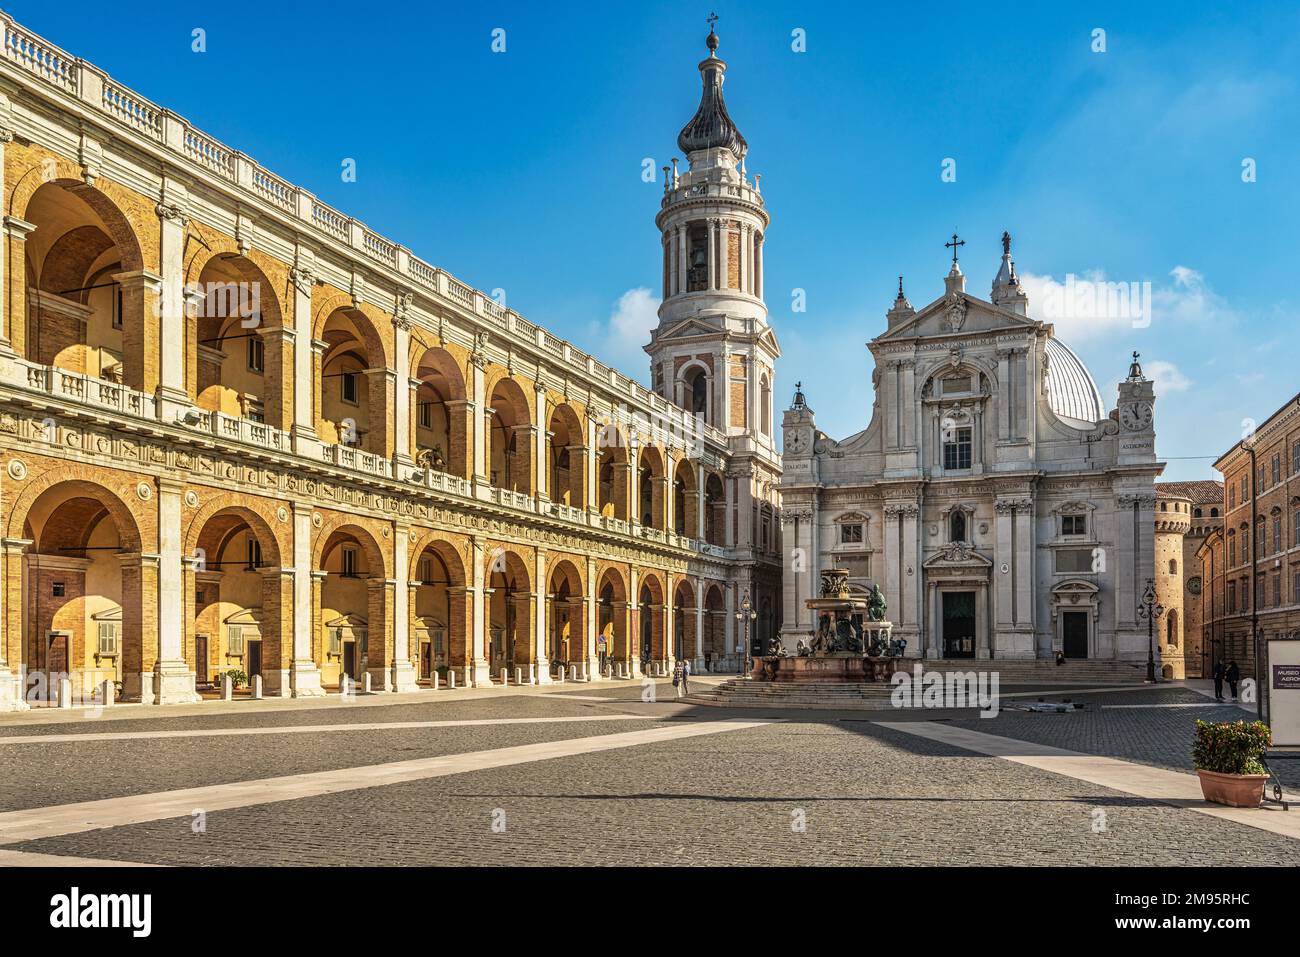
[0,14,783,709]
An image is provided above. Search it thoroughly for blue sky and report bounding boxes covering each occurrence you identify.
[21,1,1300,481]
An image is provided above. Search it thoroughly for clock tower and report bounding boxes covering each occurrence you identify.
[1117,351,1156,465]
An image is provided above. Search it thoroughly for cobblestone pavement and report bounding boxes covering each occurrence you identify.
[5,684,1297,866]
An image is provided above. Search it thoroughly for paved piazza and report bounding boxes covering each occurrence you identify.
[1,678,1296,867]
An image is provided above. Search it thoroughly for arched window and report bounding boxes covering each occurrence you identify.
[687,369,708,423]
[1210,507,1219,517]
[1169,558,1177,574]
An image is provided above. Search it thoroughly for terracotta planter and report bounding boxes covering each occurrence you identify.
[1196,769,1268,808]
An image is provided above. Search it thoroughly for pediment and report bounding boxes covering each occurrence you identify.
[324,613,368,630]
[1051,578,1100,596]
[655,315,725,341]
[224,607,263,626]
[922,543,993,568]
[875,292,1040,343]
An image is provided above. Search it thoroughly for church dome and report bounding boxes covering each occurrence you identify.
[1044,338,1106,423]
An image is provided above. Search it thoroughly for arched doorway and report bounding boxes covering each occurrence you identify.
[547,560,585,678]
[16,481,144,703]
[411,537,468,685]
[488,378,533,494]
[19,180,147,392]
[597,568,628,676]
[316,308,389,457]
[317,525,387,690]
[192,254,287,430]
[638,447,665,529]
[411,346,468,478]
[486,549,531,681]
[189,507,284,694]
[547,404,586,507]
[704,584,726,671]
[638,573,665,674]
[674,579,697,662]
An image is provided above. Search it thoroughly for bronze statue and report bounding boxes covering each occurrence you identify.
[867,584,887,622]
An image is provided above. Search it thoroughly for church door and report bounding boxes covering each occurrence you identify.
[942,592,976,658]
[1062,611,1088,659]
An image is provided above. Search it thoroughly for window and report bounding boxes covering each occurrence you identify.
[246,538,262,570]
[247,336,264,373]
[1056,549,1096,573]
[1241,476,1248,503]
[1062,514,1087,536]
[97,622,119,656]
[112,286,123,329]
[1228,535,1237,567]
[1273,573,1282,607]
[341,370,359,404]
[419,556,433,583]
[1293,444,1300,476]
[227,625,245,656]
[51,582,65,598]
[327,627,342,656]
[1169,559,1177,575]
[943,426,973,470]
[1211,507,1219,518]
[1294,510,1300,548]
[950,511,967,542]
[1229,485,1236,509]
[1228,581,1237,613]
[1295,571,1300,606]
[1274,516,1283,554]
[840,523,863,545]
[1272,454,1281,486]
[342,546,358,578]
[418,401,432,429]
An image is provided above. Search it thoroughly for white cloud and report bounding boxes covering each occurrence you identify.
[1144,359,1191,394]
[589,287,660,382]
[1017,266,1233,343]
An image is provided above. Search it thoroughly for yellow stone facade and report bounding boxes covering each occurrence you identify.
[0,13,781,708]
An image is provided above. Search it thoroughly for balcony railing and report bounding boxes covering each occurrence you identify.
[320,442,392,480]
[19,359,157,420]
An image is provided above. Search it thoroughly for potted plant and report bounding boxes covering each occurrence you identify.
[1192,719,1271,807]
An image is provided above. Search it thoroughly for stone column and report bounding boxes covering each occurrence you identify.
[392,315,413,468]
[627,566,640,676]
[707,219,719,290]
[469,537,492,686]
[153,480,199,704]
[0,216,35,357]
[1014,501,1035,638]
[289,503,323,696]
[390,522,418,692]
[725,581,738,671]
[694,578,706,672]
[585,413,600,513]
[695,461,706,541]
[0,122,12,353]
[719,220,731,289]
[664,571,676,666]
[928,581,940,658]
[976,585,990,659]
[586,555,598,679]
[676,225,688,296]
[535,383,549,501]
[534,548,551,683]
[0,538,30,710]
[470,355,489,492]
[155,190,192,422]
[290,262,318,450]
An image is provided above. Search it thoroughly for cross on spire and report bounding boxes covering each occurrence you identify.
[707,12,719,29]
[945,231,965,264]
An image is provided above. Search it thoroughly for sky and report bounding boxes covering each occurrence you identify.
[19,0,1300,481]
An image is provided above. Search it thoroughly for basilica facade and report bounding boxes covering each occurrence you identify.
[780,242,1164,669]
[0,14,780,709]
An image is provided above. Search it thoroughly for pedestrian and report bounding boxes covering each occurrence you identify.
[1212,659,1225,701]
[681,657,691,695]
[672,658,686,698]
[1226,660,1240,702]
[1054,649,1066,667]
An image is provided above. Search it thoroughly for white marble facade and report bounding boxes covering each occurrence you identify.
[779,240,1162,665]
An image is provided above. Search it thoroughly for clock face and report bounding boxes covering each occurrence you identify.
[1120,401,1153,431]
[1188,576,1202,595]
[785,430,805,454]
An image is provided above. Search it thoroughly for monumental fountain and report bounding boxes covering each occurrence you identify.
[752,568,908,683]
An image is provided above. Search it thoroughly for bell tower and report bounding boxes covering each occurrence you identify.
[647,21,779,462]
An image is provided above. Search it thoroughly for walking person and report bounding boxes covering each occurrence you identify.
[1226,660,1241,702]
[1212,659,1225,701]
[681,657,690,696]
[672,658,686,698]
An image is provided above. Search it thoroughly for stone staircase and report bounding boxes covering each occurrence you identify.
[685,658,1149,709]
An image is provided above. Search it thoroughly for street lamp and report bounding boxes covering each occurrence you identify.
[735,589,757,676]
[1136,579,1164,683]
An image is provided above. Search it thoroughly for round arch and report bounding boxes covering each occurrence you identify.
[410,345,469,479]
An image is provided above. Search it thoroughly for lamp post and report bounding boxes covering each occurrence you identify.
[1136,579,1164,683]
[735,589,757,676]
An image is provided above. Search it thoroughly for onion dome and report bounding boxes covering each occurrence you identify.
[677,26,748,159]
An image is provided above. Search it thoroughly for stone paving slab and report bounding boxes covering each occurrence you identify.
[0,714,665,812]
[13,721,1298,866]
